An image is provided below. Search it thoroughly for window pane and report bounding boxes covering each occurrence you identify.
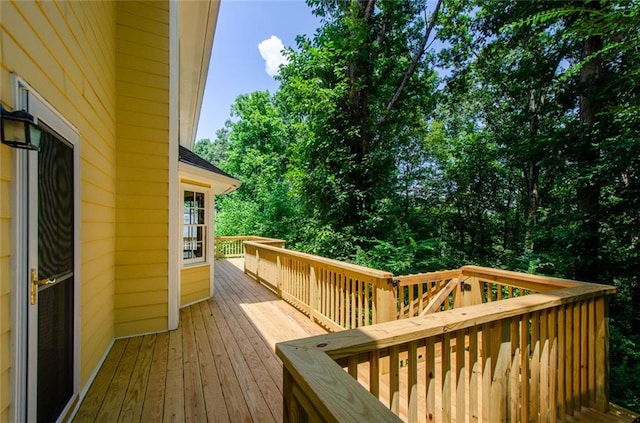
[197,208,205,224]
[195,192,205,208]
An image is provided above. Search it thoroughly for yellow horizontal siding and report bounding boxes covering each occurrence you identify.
[181,265,211,306]
[0,144,10,420]
[1,0,117,399]
[114,0,170,341]
[115,317,167,337]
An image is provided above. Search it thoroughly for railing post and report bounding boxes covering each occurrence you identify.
[256,248,260,283]
[277,254,283,299]
[376,278,397,324]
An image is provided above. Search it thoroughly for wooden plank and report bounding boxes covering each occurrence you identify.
[96,336,142,421]
[119,334,156,422]
[581,300,589,408]
[191,303,230,422]
[163,320,185,423]
[140,332,169,422]
[200,302,253,422]
[181,307,207,422]
[73,340,127,421]
[206,302,277,422]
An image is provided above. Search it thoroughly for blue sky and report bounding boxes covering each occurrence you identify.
[195,1,320,142]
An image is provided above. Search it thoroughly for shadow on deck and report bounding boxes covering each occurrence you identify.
[72,259,326,422]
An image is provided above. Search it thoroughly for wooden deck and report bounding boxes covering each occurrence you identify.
[72,258,325,423]
[72,257,639,423]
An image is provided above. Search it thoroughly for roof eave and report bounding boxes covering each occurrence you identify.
[178,0,220,150]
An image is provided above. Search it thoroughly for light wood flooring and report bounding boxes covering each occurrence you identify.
[71,258,638,423]
[72,258,325,423]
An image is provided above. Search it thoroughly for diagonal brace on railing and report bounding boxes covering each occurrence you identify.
[420,278,458,316]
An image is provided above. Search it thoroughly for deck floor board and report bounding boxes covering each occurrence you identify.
[73,258,326,423]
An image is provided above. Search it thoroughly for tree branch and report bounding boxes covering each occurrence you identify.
[378,0,443,126]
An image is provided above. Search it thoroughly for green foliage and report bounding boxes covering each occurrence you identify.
[207,0,640,411]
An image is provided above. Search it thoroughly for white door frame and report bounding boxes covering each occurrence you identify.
[11,76,81,423]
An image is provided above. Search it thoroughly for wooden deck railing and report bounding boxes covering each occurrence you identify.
[244,241,396,331]
[224,237,620,422]
[214,236,286,258]
[277,276,615,422]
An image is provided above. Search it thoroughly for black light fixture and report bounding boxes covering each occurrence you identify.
[0,105,42,151]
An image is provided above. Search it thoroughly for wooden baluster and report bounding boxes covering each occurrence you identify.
[370,349,380,399]
[530,312,540,422]
[572,303,581,413]
[348,356,358,379]
[520,314,530,423]
[580,300,589,408]
[408,340,418,423]
[549,308,558,423]
[442,333,452,423]
[587,298,596,406]
[425,337,436,422]
[509,317,521,423]
[595,296,610,412]
[469,326,480,423]
[540,310,549,422]
[558,305,566,421]
[390,345,400,416]
[565,304,574,416]
[456,331,466,423]
[309,265,316,323]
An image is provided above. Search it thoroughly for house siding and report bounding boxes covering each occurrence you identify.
[181,265,211,306]
[114,1,170,337]
[0,0,117,417]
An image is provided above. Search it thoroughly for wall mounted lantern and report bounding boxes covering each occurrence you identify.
[0,105,42,151]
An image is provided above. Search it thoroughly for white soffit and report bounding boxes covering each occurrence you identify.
[179,0,220,149]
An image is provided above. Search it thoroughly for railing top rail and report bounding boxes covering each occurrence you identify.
[280,281,616,360]
[460,265,589,289]
[244,241,393,280]
[215,235,286,242]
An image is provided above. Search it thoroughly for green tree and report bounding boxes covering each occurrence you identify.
[278,0,442,256]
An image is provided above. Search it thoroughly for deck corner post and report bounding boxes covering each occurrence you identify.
[376,277,397,323]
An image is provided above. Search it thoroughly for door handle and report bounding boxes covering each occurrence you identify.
[30,269,56,305]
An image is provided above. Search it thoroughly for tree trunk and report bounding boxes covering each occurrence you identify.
[575,21,603,282]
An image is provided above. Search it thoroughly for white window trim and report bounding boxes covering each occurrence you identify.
[181,183,211,268]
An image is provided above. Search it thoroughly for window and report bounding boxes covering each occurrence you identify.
[183,190,207,264]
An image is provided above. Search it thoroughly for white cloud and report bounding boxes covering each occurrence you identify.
[258,35,290,77]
